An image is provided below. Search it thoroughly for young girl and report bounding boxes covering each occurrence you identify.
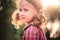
[12,0,47,40]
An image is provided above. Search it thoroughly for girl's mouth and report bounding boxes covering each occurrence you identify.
[21,17,25,19]
[20,17,25,20]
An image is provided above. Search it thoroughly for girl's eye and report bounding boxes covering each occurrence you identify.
[19,8,28,11]
[24,9,28,11]
[20,9,22,11]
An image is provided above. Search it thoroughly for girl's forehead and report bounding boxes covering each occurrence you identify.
[19,0,36,9]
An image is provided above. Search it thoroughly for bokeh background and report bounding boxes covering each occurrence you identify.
[0,0,60,40]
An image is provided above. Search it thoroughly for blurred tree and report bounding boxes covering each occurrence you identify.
[0,0,16,40]
[45,6,60,40]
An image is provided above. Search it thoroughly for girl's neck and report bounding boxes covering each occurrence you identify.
[25,22,32,26]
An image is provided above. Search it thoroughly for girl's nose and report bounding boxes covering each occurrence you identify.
[19,11,24,16]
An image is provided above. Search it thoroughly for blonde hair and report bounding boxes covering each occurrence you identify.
[12,10,23,29]
[12,0,46,28]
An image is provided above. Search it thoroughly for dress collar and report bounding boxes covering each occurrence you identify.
[23,22,33,30]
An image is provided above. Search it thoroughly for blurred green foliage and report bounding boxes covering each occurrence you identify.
[0,0,16,40]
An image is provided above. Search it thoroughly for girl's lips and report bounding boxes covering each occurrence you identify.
[21,17,25,19]
[20,17,25,19]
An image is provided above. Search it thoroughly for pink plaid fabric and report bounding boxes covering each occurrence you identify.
[22,23,47,40]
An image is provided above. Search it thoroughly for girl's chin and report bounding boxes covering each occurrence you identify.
[21,21,27,23]
[21,21,29,24]
[20,20,31,24]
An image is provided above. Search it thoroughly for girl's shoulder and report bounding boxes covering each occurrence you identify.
[25,25,39,32]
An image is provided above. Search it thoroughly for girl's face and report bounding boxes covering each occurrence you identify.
[19,0,37,24]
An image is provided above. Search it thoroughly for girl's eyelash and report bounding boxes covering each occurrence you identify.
[20,8,28,11]
[20,9,22,11]
[24,9,28,11]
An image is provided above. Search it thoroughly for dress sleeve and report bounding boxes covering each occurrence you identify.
[24,28,39,40]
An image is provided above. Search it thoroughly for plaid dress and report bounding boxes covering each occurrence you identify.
[22,23,47,40]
